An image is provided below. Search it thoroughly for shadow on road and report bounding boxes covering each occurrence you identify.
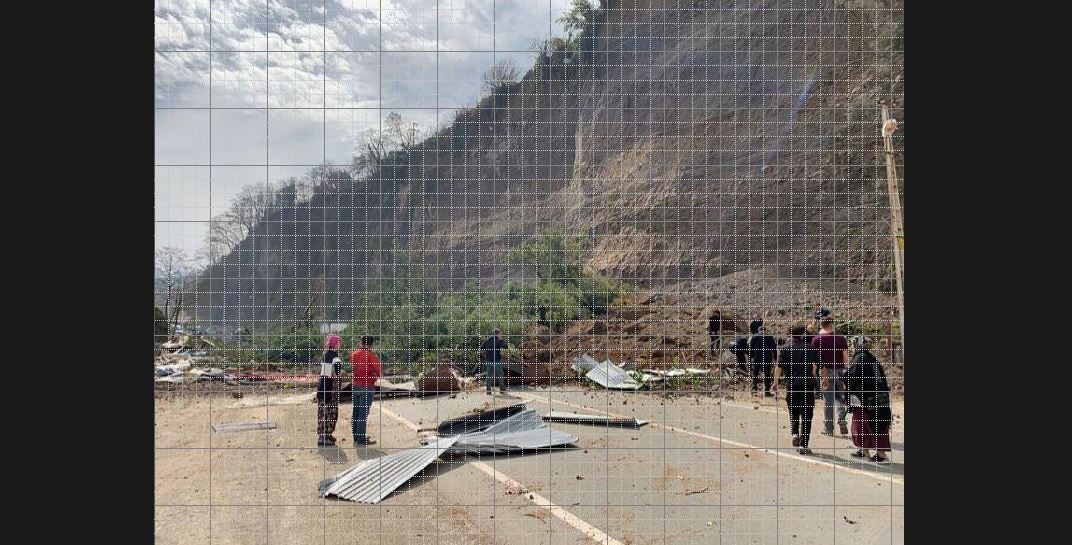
[316,445,350,465]
[389,455,472,495]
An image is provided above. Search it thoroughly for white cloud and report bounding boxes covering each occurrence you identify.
[156,0,572,251]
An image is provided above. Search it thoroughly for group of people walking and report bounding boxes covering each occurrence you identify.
[315,334,382,447]
[315,312,892,462]
[710,309,894,463]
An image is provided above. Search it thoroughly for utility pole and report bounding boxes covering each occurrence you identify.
[880,102,905,357]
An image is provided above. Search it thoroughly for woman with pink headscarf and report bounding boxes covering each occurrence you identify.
[316,334,344,446]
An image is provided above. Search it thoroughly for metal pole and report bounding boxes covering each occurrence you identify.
[880,103,905,356]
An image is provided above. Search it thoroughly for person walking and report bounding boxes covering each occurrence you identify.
[708,309,723,357]
[844,336,893,463]
[748,320,778,396]
[812,317,850,435]
[772,325,821,455]
[805,307,829,345]
[316,334,344,446]
[728,335,750,379]
[349,336,382,446]
[482,327,508,395]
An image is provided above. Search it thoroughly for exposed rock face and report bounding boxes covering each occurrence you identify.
[196,0,904,331]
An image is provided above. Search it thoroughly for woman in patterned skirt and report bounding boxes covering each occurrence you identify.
[316,334,344,447]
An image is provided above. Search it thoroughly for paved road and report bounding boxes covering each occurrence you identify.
[155,387,904,545]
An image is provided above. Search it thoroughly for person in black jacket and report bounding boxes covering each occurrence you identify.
[708,309,723,357]
[482,328,508,395]
[843,336,893,463]
[316,335,344,447]
[772,325,821,454]
[748,320,778,396]
[728,336,750,378]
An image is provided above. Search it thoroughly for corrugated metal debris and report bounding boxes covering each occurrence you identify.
[155,363,190,377]
[211,421,278,433]
[571,353,600,374]
[640,368,710,378]
[451,408,578,454]
[633,367,711,384]
[585,360,642,390]
[322,404,578,502]
[320,436,460,503]
[376,380,417,396]
[433,403,527,435]
[339,379,419,402]
[542,410,649,427]
[156,367,236,384]
[236,372,319,385]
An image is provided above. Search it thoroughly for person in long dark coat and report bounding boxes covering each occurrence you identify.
[843,336,893,463]
[772,325,821,455]
[708,309,723,357]
[316,334,344,447]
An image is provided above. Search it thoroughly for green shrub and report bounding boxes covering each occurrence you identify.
[576,275,623,316]
[208,230,634,367]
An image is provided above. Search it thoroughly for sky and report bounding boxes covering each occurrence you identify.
[155,0,574,261]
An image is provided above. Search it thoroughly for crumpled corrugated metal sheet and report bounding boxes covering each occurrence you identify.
[640,368,710,377]
[585,360,642,390]
[321,406,580,502]
[571,353,600,374]
[451,408,578,454]
[450,428,578,454]
[320,436,460,503]
[542,411,649,427]
[435,403,527,436]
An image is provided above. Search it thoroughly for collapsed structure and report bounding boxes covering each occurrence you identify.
[445,407,578,455]
[320,437,461,503]
[321,403,578,504]
[572,353,710,390]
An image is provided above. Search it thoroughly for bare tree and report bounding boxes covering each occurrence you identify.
[351,112,426,177]
[205,217,243,262]
[385,111,423,150]
[482,58,521,95]
[232,184,277,232]
[155,247,190,338]
[352,131,390,177]
[530,38,551,72]
[204,183,280,261]
[530,37,551,57]
[308,163,350,194]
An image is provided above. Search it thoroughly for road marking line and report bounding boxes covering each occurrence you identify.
[469,463,624,545]
[377,405,625,545]
[514,392,904,486]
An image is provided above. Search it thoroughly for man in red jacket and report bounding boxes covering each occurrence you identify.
[349,336,382,446]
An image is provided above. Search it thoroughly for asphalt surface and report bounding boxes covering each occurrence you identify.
[155,386,904,544]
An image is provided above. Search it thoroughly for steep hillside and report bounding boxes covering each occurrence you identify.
[194,0,905,335]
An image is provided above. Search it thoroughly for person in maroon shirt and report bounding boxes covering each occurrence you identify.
[812,318,849,435]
